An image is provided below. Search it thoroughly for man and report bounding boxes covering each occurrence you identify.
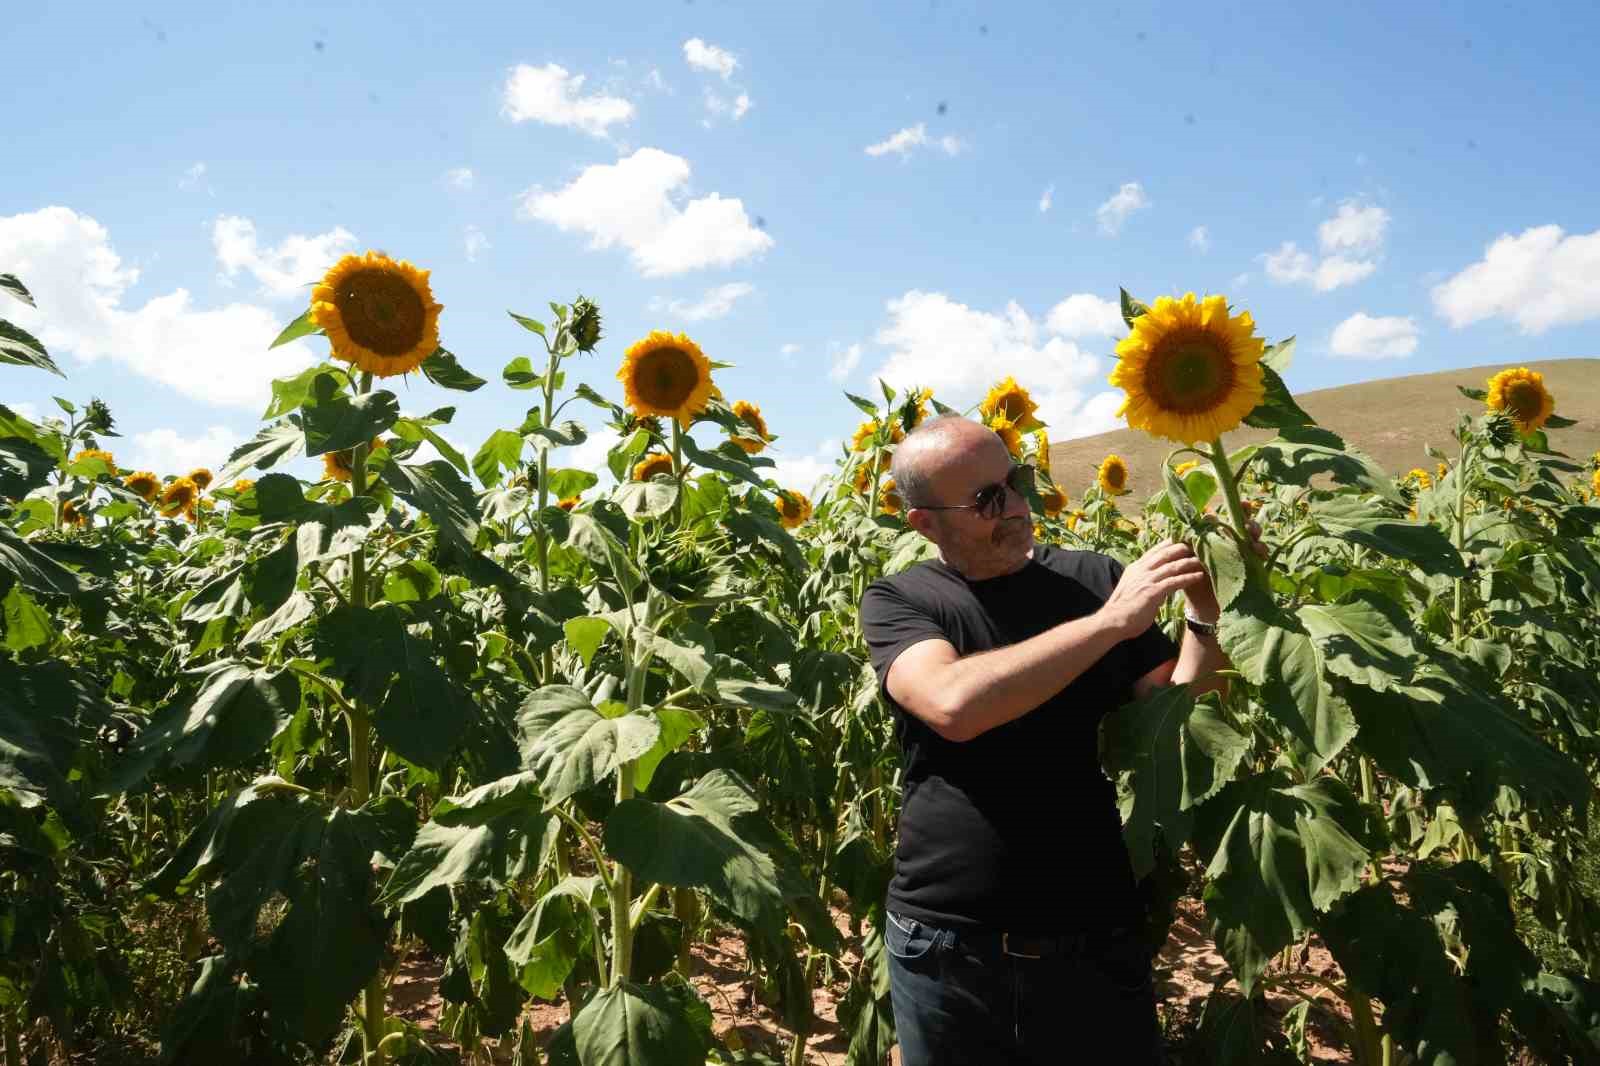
[859,415,1259,1066]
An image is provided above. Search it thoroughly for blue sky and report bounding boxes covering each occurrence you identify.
[7,0,1598,492]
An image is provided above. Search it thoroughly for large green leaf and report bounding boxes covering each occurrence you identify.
[0,525,93,601]
[300,375,399,456]
[217,419,305,482]
[313,603,409,704]
[381,460,481,556]
[614,480,678,520]
[0,320,63,376]
[1242,363,1315,431]
[109,662,299,793]
[0,658,109,813]
[1217,587,1359,772]
[1192,772,1382,995]
[268,307,321,348]
[1196,990,1298,1066]
[517,685,661,806]
[376,650,471,769]
[1103,686,1250,880]
[3,586,52,650]
[723,511,806,572]
[421,347,486,391]
[473,429,525,489]
[565,512,638,592]
[1295,592,1420,692]
[0,274,35,306]
[1250,426,1401,503]
[571,982,706,1066]
[390,416,470,477]
[634,628,715,692]
[504,875,604,1000]
[678,436,772,489]
[262,363,338,419]
[1309,496,1467,577]
[0,436,56,498]
[381,772,548,903]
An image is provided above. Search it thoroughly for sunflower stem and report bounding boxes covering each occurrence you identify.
[1451,437,1473,647]
[1207,437,1267,593]
[671,420,685,529]
[536,342,561,683]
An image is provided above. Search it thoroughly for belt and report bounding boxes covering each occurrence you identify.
[953,925,1138,960]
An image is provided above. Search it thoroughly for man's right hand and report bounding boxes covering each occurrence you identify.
[1099,540,1210,640]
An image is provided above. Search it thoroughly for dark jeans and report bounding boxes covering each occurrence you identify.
[885,910,1163,1066]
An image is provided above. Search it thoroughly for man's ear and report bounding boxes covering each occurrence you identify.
[906,507,936,540]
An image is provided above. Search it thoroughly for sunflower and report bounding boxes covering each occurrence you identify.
[1098,454,1130,496]
[851,463,875,495]
[74,448,117,474]
[1109,292,1267,444]
[1591,468,1600,497]
[1065,510,1084,531]
[1485,367,1556,432]
[61,499,88,527]
[1034,430,1052,475]
[617,331,715,428]
[632,452,675,482]
[311,252,443,378]
[989,415,1024,459]
[980,376,1042,431]
[159,476,200,517]
[879,478,904,514]
[730,400,772,454]
[123,470,161,501]
[570,296,604,353]
[230,478,255,494]
[907,388,934,429]
[850,419,903,453]
[1405,467,1433,490]
[1174,460,1200,477]
[557,495,581,512]
[775,490,813,530]
[187,467,214,492]
[1436,462,1449,481]
[1041,485,1068,518]
[323,438,385,483]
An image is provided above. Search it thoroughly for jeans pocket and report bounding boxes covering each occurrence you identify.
[884,911,940,962]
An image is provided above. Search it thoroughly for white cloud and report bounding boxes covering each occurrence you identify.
[1189,225,1210,252]
[683,38,738,80]
[1330,312,1420,359]
[445,167,474,190]
[518,147,773,277]
[1431,224,1600,335]
[464,225,489,262]
[178,162,209,192]
[9,401,41,424]
[1039,185,1054,213]
[557,426,623,487]
[655,281,754,321]
[1261,199,1386,292]
[0,206,318,409]
[829,343,863,382]
[127,425,242,476]
[766,438,840,498]
[500,62,635,138]
[702,89,753,124]
[864,123,963,159]
[733,93,752,120]
[1044,293,1124,339]
[212,215,357,300]
[867,290,1122,439]
[1096,182,1149,236]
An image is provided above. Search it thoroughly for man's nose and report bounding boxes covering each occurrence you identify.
[1002,484,1030,519]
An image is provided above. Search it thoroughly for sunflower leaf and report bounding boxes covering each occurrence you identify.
[572,383,619,413]
[300,377,400,457]
[1260,336,1296,374]
[1243,364,1316,431]
[472,429,525,489]
[844,392,880,418]
[0,274,35,307]
[420,347,485,392]
[502,356,545,390]
[1543,413,1577,429]
[525,420,587,449]
[270,308,322,349]
[263,363,340,420]
[0,321,63,377]
[218,420,305,482]
[1119,287,1150,328]
[1456,385,1488,402]
[390,417,470,477]
[508,312,546,337]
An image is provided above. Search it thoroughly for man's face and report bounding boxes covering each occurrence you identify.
[913,433,1034,578]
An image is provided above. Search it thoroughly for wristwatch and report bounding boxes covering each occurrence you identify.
[1184,611,1219,638]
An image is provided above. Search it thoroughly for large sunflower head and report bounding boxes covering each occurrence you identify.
[187,467,214,492]
[311,252,442,378]
[1109,292,1267,443]
[730,400,772,454]
[775,490,813,530]
[988,415,1024,459]
[123,470,161,501]
[617,331,715,428]
[1041,485,1068,517]
[323,438,385,483]
[980,376,1042,431]
[1485,367,1556,432]
[1098,454,1130,496]
[74,448,117,474]
[159,476,200,517]
[632,452,676,482]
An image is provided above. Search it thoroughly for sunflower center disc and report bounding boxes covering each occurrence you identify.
[1148,335,1235,413]
[1507,383,1541,421]
[338,269,427,357]
[638,348,698,409]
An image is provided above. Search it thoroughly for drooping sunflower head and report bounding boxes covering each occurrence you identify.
[1098,454,1130,495]
[1109,292,1267,443]
[159,476,200,516]
[775,490,813,530]
[187,467,214,491]
[557,495,581,512]
[569,296,604,353]
[74,448,117,474]
[880,478,904,514]
[323,438,385,483]
[617,331,715,428]
[1485,367,1556,432]
[729,400,772,454]
[1041,485,1068,517]
[1034,430,1052,475]
[311,252,442,378]
[988,416,1024,459]
[905,388,934,429]
[61,499,88,527]
[851,462,876,495]
[632,452,676,482]
[84,397,115,434]
[980,376,1041,431]
[123,470,161,501]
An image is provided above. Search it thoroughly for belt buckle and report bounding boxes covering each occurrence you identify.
[1002,933,1042,959]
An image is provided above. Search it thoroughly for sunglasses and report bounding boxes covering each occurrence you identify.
[916,462,1035,520]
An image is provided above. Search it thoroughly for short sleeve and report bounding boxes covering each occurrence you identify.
[860,578,950,701]
[1100,555,1180,687]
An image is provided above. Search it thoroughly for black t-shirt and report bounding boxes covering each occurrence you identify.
[860,544,1178,935]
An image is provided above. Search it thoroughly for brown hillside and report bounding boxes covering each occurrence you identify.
[1048,358,1600,499]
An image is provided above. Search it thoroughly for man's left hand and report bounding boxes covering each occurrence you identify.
[1185,520,1268,622]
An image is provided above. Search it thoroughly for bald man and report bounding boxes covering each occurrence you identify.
[860,414,1253,1066]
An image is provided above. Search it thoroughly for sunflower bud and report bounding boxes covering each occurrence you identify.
[570,296,603,353]
[85,397,117,435]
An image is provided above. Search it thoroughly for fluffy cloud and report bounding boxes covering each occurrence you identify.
[654,281,754,321]
[683,38,738,79]
[1262,199,1387,292]
[828,343,863,382]
[864,124,964,158]
[0,206,317,409]
[464,225,489,262]
[1096,183,1149,236]
[1044,293,1124,339]
[518,147,772,277]
[501,63,634,138]
[1039,185,1054,213]
[126,425,242,476]
[1431,224,1600,335]
[444,167,474,190]
[1189,225,1210,252]
[1330,312,1420,359]
[866,291,1122,439]
[702,89,753,125]
[212,215,357,300]
[765,438,841,498]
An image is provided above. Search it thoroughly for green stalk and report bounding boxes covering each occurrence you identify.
[535,345,561,683]
[4,1008,20,1066]
[608,622,654,987]
[1206,438,1268,591]
[1347,985,1385,1066]
[1451,440,1472,646]
[671,420,686,529]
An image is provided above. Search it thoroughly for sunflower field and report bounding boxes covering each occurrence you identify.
[3,260,1599,1066]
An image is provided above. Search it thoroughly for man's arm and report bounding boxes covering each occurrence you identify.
[886,542,1209,742]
